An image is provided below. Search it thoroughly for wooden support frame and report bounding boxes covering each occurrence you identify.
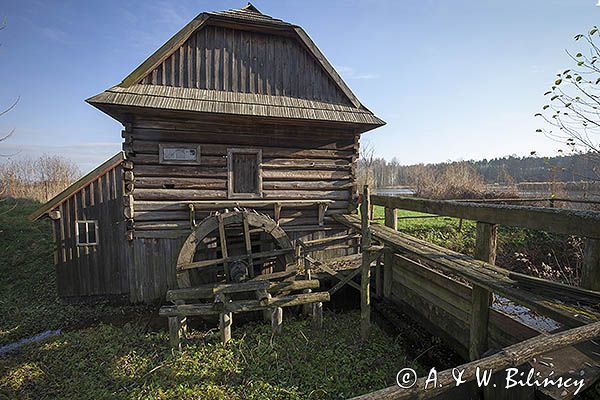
[242,211,255,278]
[360,185,372,340]
[582,238,600,291]
[334,214,595,328]
[217,213,230,280]
[469,222,497,361]
[160,291,331,317]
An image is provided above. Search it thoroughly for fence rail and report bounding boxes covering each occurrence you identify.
[333,189,600,399]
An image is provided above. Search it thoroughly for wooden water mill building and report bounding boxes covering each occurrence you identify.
[31,3,384,303]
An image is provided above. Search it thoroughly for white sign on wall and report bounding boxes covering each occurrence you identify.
[159,144,201,165]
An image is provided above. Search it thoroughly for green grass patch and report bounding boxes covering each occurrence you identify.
[0,312,422,399]
[0,199,146,347]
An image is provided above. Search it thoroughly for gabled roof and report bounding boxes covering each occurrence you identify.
[29,152,125,221]
[87,3,384,130]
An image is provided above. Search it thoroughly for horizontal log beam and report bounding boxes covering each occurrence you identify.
[166,279,321,301]
[371,195,600,238]
[350,320,600,400]
[159,291,330,316]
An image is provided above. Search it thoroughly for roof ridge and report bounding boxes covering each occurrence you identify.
[241,2,261,13]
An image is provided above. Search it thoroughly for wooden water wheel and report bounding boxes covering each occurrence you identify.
[176,209,296,288]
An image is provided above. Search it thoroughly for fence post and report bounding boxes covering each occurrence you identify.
[470,222,497,361]
[582,238,600,291]
[360,185,372,340]
[384,207,398,230]
[383,207,397,298]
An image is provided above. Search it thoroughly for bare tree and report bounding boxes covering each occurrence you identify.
[358,139,376,188]
[536,26,600,180]
[0,19,18,147]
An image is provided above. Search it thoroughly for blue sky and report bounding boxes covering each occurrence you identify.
[1,0,599,172]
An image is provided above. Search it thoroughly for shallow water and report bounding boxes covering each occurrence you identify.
[0,329,61,357]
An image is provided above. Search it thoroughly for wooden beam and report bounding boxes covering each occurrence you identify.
[168,316,183,350]
[242,211,254,278]
[384,207,398,231]
[370,195,600,238]
[361,185,372,340]
[328,266,362,295]
[271,307,283,334]
[217,214,230,281]
[469,222,497,361]
[167,279,320,302]
[375,256,382,298]
[582,238,600,291]
[350,320,600,400]
[160,292,330,317]
[383,208,397,299]
[220,311,232,344]
[334,214,595,328]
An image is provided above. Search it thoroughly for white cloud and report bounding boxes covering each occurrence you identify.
[336,65,379,80]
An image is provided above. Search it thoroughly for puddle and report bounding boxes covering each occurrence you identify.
[0,329,61,357]
[493,296,560,332]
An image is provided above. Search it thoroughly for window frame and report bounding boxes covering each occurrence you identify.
[227,148,263,199]
[75,220,99,246]
[158,143,202,165]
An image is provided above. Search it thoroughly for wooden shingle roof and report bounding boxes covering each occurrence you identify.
[87,3,384,130]
[87,85,385,126]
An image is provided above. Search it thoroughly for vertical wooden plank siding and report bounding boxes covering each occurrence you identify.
[54,165,130,301]
[139,25,351,105]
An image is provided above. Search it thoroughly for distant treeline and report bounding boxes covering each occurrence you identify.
[363,153,600,188]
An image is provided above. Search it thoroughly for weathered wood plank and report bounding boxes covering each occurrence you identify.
[371,195,600,238]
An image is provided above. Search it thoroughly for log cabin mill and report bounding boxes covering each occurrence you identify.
[29,3,384,304]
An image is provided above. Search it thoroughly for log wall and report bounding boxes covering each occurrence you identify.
[53,165,131,301]
[125,118,359,301]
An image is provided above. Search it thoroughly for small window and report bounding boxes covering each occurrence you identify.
[159,143,201,165]
[76,221,98,246]
[227,148,262,199]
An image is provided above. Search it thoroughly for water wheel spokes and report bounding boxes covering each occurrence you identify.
[176,209,295,288]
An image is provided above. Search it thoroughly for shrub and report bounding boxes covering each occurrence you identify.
[409,162,488,199]
[0,155,80,202]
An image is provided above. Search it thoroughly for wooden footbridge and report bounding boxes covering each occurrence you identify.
[335,187,600,399]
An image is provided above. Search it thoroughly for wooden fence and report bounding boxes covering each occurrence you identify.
[334,190,600,399]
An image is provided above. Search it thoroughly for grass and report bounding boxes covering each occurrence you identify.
[0,200,423,399]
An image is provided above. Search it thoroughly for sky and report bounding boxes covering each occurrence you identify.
[1,0,600,173]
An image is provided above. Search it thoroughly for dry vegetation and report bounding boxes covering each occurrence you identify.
[0,155,80,202]
[408,162,488,199]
